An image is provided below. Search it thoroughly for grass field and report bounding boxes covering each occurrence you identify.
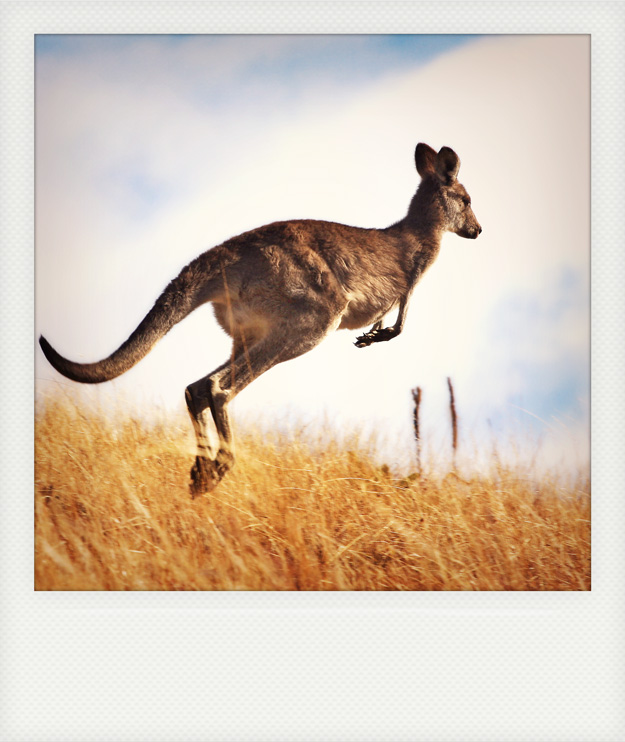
[35,399,590,590]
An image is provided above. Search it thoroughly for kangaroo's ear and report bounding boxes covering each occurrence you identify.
[435,146,461,184]
[415,143,438,177]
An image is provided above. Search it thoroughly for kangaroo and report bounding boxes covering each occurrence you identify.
[39,143,481,497]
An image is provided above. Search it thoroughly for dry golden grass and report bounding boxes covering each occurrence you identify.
[35,399,590,591]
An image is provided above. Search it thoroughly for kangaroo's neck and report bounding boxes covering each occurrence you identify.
[387,178,445,248]
[376,181,446,285]
[405,181,446,236]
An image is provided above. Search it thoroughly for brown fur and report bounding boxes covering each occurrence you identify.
[39,143,482,496]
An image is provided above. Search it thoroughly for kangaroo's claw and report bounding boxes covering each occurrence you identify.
[354,332,375,348]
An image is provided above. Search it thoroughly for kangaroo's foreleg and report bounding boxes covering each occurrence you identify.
[354,294,412,348]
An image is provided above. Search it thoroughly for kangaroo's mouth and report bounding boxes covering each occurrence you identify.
[459,226,482,239]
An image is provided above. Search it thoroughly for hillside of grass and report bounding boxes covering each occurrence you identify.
[35,400,590,590]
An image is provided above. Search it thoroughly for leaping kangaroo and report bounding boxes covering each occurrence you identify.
[40,143,482,497]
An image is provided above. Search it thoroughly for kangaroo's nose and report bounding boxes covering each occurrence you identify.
[477,225,482,235]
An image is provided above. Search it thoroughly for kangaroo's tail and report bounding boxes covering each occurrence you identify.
[39,251,220,384]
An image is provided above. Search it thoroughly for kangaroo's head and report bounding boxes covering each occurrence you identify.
[414,143,482,240]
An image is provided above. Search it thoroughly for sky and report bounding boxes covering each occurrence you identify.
[35,34,590,477]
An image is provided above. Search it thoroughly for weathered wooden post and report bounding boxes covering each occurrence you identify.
[411,386,422,477]
[447,377,458,466]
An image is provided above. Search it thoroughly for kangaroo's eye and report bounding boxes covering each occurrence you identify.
[463,198,471,207]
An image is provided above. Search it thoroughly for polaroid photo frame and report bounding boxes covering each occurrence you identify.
[2,2,624,740]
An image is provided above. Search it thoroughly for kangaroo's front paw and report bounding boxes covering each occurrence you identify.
[354,331,375,348]
[370,326,398,342]
[354,327,398,347]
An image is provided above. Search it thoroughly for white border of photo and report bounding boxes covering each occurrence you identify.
[2,3,623,741]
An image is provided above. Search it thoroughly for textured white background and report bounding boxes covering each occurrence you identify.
[2,2,624,741]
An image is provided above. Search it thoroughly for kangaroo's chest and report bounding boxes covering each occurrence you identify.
[338,281,400,330]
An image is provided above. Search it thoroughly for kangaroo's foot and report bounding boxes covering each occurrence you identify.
[189,450,235,499]
[189,456,220,498]
[354,326,399,347]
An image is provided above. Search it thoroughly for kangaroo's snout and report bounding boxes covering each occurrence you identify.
[458,222,482,240]
[467,221,482,239]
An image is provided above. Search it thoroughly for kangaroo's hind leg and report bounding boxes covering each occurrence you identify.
[185,315,337,497]
[185,331,256,497]
[185,379,225,497]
